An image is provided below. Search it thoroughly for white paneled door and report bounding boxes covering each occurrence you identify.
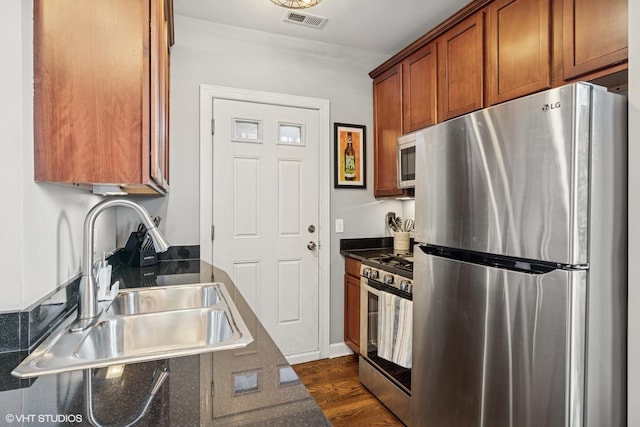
[212,98,320,361]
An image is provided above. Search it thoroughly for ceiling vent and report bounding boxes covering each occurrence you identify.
[283,11,328,29]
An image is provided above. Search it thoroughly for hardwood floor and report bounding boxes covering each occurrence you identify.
[294,355,404,426]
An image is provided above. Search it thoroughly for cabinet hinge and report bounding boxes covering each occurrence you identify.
[211,118,215,135]
[211,225,215,241]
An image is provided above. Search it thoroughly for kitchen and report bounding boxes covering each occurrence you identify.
[0,0,638,425]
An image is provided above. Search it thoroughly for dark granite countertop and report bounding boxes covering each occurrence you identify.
[340,237,415,261]
[0,260,329,426]
[340,236,396,261]
[340,237,415,279]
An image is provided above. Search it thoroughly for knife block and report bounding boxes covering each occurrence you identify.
[119,230,158,267]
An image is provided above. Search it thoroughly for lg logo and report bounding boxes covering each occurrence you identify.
[542,102,561,111]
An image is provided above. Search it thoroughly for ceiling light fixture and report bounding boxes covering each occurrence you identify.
[270,0,323,9]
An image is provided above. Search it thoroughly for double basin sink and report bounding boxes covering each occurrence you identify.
[13,282,253,378]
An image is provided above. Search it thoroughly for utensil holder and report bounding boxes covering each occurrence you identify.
[393,231,410,254]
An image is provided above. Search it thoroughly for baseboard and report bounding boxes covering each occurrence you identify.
[286,343,354,365]
[328,342,354,358]
[286,350,321,365]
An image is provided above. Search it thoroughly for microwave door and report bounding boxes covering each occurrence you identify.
[397,133,416,188]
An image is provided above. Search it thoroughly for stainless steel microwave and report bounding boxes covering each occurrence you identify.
[397,133,416,188]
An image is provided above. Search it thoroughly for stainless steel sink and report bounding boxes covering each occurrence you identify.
[75,309,233,360]
[12,282,253,378]
[107,283,221,315]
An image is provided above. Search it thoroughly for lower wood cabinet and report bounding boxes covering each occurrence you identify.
[344,257,361,354]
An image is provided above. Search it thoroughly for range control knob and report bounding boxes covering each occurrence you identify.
[400,280,412,293]
[370,270,380,280]
[383,274,394,285]
[362,268,372,278]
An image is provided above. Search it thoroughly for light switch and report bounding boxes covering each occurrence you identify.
[335,219,344,233]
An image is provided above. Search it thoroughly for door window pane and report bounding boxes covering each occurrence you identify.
[233,119,262,142]
[278,123,304,145]
[278,366,300,387]
[233,370,260,395]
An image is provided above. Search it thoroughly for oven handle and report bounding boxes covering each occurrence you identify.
[360,281,382,300]
[360,279,379,353]
[364,277,412,300]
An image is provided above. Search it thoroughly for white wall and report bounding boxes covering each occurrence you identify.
[143,16,403,343]
[628,0,638,423]
[0,0,116,313]
[0,0,24,311]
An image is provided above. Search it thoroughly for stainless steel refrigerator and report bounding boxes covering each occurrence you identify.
[412,82,626,427]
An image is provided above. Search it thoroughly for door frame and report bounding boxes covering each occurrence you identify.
[199,84,331,362]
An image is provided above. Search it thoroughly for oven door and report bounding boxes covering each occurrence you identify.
[359,278,412,425]
[360,279,379,357]
[359,279,412,394]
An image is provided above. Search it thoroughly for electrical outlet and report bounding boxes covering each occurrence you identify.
[335,219,344,233]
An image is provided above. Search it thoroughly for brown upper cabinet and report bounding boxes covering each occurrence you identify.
[562,0,628,80]
[373,65,404,198]
[150,0,173,191]
[370,0,627,198]
[372,43,437,197]
[487,0,551,105]
[437,11,485,122]
[402,43,438,132]
[34,0,174,195]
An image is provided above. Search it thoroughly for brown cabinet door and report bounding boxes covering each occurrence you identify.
[150,0,172,191]
[562,0,627,80]
[344,272,361,354]
[437,11,485,121]
[33,0,172,194]
[402,43,438,132]
[487,0,551,105]
[344,257,361,353]
[34,0,146,185]
[373,65,404,197]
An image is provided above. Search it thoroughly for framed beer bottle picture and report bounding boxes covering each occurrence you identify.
[334,123,366,188]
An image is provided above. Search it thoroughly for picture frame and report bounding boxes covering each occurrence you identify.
[334,123,366,188]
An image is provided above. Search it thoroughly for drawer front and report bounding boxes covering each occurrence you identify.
[345,257,361,277]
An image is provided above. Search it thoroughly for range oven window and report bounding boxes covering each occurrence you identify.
[364,286,411,393]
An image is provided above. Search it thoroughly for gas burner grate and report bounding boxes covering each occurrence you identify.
[377,254,413,271]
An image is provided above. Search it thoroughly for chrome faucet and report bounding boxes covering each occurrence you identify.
[74,199,170,330]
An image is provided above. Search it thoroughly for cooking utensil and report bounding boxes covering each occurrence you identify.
[404,219,414,232]
[386,212,397,232]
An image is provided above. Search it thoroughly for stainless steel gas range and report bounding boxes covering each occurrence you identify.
[359,253,413,426]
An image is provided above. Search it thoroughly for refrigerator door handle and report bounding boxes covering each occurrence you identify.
[417,244,558,274]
